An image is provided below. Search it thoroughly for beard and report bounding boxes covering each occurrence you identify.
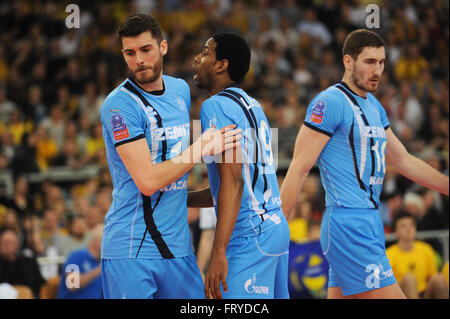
[352,67,379,93]
[131,55,163,85]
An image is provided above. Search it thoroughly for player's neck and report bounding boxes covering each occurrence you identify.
[132,74,164,93]
[341,73,367,98]
[209,77,235,96]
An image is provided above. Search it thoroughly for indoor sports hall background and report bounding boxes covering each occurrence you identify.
[0,0,448,299]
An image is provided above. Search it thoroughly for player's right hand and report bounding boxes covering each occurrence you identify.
[204,252,228,299]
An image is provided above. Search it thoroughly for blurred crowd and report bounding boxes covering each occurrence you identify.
[0,0,448,298]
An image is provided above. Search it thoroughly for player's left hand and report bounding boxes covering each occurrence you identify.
[199,124,241,158]
[204,252,228,299]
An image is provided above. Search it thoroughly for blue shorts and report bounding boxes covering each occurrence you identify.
[221,215,290,299]
[320,207,397,296]
[101,254,205,299]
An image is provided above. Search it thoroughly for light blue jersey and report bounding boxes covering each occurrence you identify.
[100,75,192,260]
[304,82,390,209]
[307,82,396,296]
[200,86,290,299]
[200,86,285,238]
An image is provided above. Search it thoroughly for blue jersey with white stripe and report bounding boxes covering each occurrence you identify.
[100,75,192,259]
[304,82,390,209]
[200,86,284,239]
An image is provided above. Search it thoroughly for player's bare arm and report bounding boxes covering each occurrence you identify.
[187,187,213,207]
[204,148,243,299]
[280,125,330,219]
[385,128,449,196]
[117,124,241,197]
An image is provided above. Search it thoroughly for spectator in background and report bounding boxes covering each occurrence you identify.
[10,133,40,179]
[22,84,47,124]
[85,206,104,231]
[0,229,46,298]
[288,198,313,243]
[51,138,83,168]
[34,125,59,171]
[401,191,447,235]
[378,192,403,233]
[57,224,103,299]
[391,83,423,134]
[77,82,105,127]
[40,208,67,256]
[296,8,332,47]
[40,104,66,151]
[395,43,428,83]
[0,209,26,249]
[11,176,33,218]
[442,261,449,290]
[0,84,16,124]
[386,211,448,299]
[54,215,90,258]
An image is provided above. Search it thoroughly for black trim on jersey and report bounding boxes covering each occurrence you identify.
[339,81,367,99]
[222,89,271,213]
[349,120,366,191]
[123,81,167,161]
[336,84,378,208]
[303,122,333,137]
[128,76,166,95]
[136,192,174,259]
[114,134,146,147]
[218,89,269,221]
[124,80,174,258]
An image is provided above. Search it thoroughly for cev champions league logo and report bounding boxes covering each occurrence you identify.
[177,97,186,111]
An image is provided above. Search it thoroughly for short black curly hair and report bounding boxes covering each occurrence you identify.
[212,33,251,83]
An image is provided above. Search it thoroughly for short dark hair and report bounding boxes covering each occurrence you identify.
[342,29,385,60]
[212,33,251,83]
[391,210,415,232]
[117,13,163,44]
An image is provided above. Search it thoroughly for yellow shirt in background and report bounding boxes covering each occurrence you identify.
[386,241,438,293]
[441,262,449,289]
[288,218,308,242]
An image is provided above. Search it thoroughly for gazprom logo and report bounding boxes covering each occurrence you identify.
[244,273,269,295]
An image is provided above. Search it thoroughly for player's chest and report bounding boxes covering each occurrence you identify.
[341,102,386,142]
[140,96,190,160]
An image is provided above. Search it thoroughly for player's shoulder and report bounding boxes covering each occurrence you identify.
[203,87,249,107]
[307,85,347,119]
[310,85,347,106]
[367,92,385,109]
[101,80,135,109]
[163,74,189,91]
[201,91,242,117]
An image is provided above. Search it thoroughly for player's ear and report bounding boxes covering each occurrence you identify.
[159,39,168,56]
[215,59,229,74]
[343,54,353,72]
